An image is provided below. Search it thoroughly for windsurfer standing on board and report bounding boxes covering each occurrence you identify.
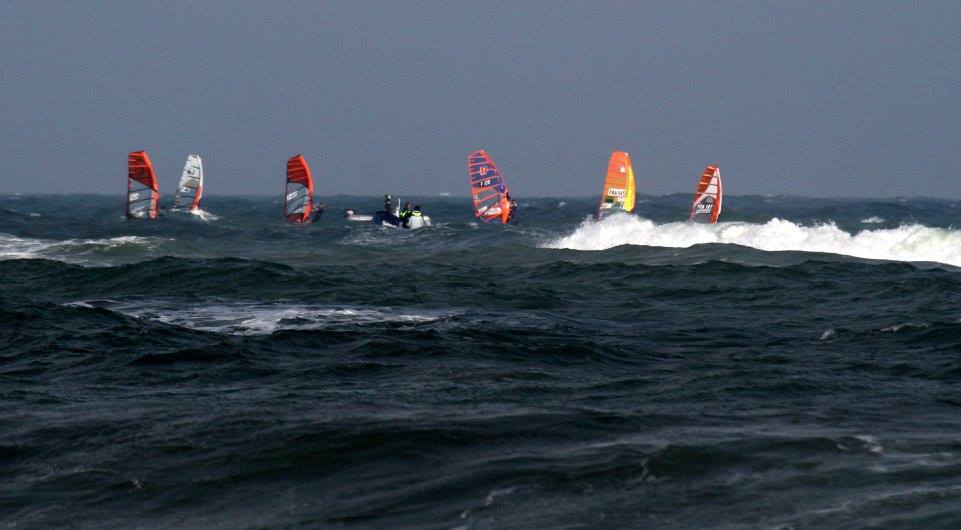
[309,202,325,223]
[499,191,515,224]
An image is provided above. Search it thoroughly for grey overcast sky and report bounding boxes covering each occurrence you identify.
[1,1,959,197]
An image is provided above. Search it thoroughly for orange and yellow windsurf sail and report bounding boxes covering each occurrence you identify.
[595,151,635,220]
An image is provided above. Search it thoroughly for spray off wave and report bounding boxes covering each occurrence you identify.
[545,214,961,267]
[189,209,219,221]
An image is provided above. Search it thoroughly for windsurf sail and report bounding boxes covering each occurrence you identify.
[468,149,512,223]
[284,154,314,224]
[689,165,722,223]
[126,150,159,219]
[172,154,203,211]
[596,151,635,220]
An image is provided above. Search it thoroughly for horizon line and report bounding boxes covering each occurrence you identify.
[0,192,953,201]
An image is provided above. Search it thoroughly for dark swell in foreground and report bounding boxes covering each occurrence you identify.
[3,195,961,527]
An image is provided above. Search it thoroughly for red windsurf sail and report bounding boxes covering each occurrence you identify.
[689,164,722,223]
[284,155,314,224]
[467,149,512,224]
[126,150,159,219]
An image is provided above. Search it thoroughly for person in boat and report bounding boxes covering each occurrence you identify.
[399,202,413,227]
[373,194,404,226]
[409,205,424,225]
[309,202,325,223]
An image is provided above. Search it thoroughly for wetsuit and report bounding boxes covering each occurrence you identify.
[309,203,325,223]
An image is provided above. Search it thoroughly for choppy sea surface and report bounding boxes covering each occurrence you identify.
[4,193,961,528]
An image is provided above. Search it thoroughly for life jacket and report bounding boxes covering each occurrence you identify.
[411,210,423,217]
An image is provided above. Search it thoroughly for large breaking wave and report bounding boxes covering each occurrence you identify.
[544,214,961,267]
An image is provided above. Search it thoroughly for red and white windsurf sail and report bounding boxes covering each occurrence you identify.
[126,150,159,219]
[284,154,314,224]
[467,149,512,224]
[172,154,203,211]
[689,165,722,223]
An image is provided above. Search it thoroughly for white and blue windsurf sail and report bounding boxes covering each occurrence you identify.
[172,154,203,211]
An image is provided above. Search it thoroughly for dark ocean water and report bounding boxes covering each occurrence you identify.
[3,194,961,528]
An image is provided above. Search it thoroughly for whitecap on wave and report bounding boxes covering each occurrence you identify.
[0,232,168,263]
[70,300,457,335]
[880,322,930,333]
[543,214,961,267]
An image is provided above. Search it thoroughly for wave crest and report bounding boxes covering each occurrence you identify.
[69,300,457,335]
[543,214,961,267]
[0,233,168,263]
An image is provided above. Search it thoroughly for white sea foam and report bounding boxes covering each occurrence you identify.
[79,301,456,335]
[484,486,517,506]
[0,233,48,260]
[0,233,167,262]
[855,434,884,455]
[339,227,420,247]
[861,216,885,224]
[189,209,219,221]
[881,322,930,333]
[543,214,961,267]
